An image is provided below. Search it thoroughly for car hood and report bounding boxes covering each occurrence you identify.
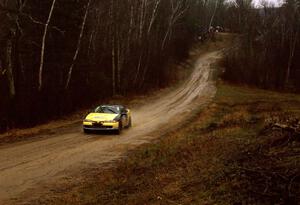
[85,113,119,121]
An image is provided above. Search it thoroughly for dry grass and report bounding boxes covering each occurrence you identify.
[17,82,300,205]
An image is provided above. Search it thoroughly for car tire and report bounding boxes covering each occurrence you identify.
[127,117,132,128]
[83,129,90,134]
[116,121,122,135]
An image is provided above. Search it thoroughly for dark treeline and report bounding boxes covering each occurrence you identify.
[222,0,300,91]
[0,0,227,131]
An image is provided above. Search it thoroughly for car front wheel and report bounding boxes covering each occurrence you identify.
[116,121,122,135]
[83,128,90,134]
[126,117,132,128]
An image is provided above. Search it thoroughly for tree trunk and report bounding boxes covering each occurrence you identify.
[112,35,116,96]
[285,29,298,86]
[110,0,116,95]
[38,0,57,91]
[209,0,219,30]
[116,31,122,93]
[65,0,91,90]
[148,0,161,35]
[6,38,16,98]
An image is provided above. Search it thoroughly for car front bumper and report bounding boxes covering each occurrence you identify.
[83,121,119,131]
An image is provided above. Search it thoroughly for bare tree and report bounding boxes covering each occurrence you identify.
[162,0,188,49]
[38,0,57,91]
[148,0,162,34]
[110,0,116,95]
[6,38,16,98]
[285,0,299,85]
[208,0,219,29]
[65,0,91,89]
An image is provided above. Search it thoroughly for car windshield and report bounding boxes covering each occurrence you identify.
[94,106,120,114]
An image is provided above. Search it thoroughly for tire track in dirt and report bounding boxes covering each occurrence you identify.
[0,50,222,204]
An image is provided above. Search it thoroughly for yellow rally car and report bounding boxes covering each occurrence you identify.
[83,105,132,134]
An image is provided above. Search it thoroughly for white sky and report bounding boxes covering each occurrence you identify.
[253,0,284,7]
[227,0,284,7]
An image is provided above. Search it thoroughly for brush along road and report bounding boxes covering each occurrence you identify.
[0,50,222,203]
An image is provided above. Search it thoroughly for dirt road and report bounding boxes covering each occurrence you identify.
[0,50,222,204]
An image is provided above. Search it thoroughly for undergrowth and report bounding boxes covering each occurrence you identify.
[21,83,300,205]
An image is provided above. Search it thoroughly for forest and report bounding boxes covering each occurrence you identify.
[0,0,227,131]
[222,0,300,91]
[0,0,299,131]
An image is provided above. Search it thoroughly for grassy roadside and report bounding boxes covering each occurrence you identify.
[25,82,300,205]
